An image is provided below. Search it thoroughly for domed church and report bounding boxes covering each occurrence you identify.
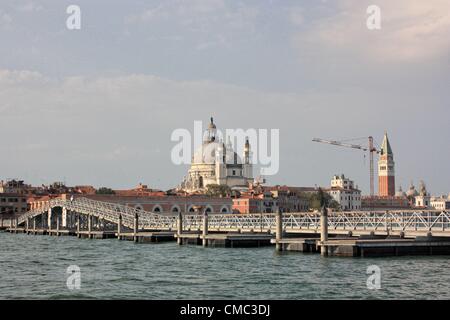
[179,118,253,193]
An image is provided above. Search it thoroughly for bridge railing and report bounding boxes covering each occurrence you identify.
[200,210,450,233]
[321,211,450,233]
[16,199,450,235]
[17,197,175,229]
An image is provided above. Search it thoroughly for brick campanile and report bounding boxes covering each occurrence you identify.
[378,132,395,196]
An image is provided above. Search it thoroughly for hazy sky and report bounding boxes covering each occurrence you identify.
[1,0,449,194]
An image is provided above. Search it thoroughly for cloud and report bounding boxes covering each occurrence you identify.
[292,0,450,63]
[0,10,12,27]
[289,7,304,26]
[0,69,48,85]
[1,68,448,192]
[16,2,44,12]
[124,0,260,50]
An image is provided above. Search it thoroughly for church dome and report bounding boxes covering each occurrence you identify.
[181,117,254,193]
[192,140,241,165]
[406,183,418,197]
[396,186,406,197]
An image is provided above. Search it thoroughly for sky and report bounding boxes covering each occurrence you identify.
[1,0,449,195]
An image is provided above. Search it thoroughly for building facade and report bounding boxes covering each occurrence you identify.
[430,197,450,211]
[414,181,431,208]
[262,186,310,212]
[0,179,32,194]
[326,175,361,211]
[0,193,28,218]
[361,196,411,211]
[378,132,396,196]
[179,118,253,193]
[232,194,278,214]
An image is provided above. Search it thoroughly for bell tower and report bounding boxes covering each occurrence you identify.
[378,132,395,196]
[242,137,253,181]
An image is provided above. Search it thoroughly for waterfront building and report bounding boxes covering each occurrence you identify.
[0,179,32,194]
[0,193,28,217]
[0,179,30,218]
[51,194,233,214]
[325,175,361,211]
[179,118,253,193]
[378,132,396,196]
[232,185,310,214]
[414,181,431,208]
[232,193,278,214]
[263,186,310,212]
[114,183,165,197]
[430,196,450,211]
[406,182,419,198]
[361,195,411,210]
[395,186,406,197]
[73,185,97,195]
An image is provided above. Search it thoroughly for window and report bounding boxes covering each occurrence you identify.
[232,170,236,176]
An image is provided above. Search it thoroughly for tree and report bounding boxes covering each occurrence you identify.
[205,184,231,197]
[305,188,341,211]
[96,187,115,195]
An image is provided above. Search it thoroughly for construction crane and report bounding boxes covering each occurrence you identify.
[312,137,380,196]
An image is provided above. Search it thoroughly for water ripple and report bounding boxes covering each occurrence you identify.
[1,232,450,299]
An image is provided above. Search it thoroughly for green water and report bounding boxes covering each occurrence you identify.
[1,232,449,299]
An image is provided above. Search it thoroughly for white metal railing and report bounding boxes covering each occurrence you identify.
[206,210,450,234]
[16,199,450,236]
[18,197,177,230]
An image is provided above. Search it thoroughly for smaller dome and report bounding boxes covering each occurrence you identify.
[396,186,406,197]
[406,184,418,197]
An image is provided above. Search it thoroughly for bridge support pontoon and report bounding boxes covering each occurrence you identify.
[133,213,139,243]
[76,214,81,238]
[62,207,67,228]
[56,216,60,236]
[117,214,122,240]
[275,209,283,252]
[320,206,329,256]
[202,212,209,247]
[88,214,92,239]
[47,208,52,231]
[177,212,183,245]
